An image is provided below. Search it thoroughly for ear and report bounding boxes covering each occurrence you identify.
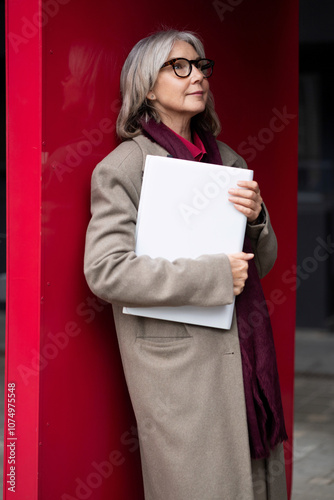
[146,91,156,101]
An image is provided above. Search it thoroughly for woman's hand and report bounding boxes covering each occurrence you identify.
[228,252,254,295]
[228,180,263,224]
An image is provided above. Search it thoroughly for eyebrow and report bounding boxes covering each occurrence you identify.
[170,56,202,61]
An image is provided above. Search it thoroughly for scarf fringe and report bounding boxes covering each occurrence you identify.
[252,374,288,459]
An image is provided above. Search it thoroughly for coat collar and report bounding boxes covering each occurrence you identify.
[132,133,244,169]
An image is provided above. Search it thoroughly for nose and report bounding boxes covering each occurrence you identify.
[190,64,204,83]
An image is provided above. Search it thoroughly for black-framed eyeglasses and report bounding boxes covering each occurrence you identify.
[160,58,215,78]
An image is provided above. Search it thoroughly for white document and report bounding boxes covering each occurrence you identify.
[123,155,253,329]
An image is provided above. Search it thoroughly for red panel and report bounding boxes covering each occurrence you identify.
[4,0,42,497]
[5,0,298,498]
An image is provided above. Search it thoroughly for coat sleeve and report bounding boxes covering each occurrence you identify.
[235,149,278,279]
[246,206,277,279]
[216,140,278,279]
[84,145,234,308]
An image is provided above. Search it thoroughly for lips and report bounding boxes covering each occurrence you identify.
[188,91,204,95]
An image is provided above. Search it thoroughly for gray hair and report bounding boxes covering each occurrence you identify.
[116,29,221,139]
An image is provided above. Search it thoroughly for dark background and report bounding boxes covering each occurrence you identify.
[298,0,334,328]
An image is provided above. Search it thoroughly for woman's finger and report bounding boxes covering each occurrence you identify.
[236,180,260,192]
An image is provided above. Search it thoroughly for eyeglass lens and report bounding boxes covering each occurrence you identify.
[173,59,213,78]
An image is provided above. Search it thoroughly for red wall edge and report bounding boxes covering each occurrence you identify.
[4,0,42,497]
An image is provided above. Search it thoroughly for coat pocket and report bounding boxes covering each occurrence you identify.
[135,316,193,345]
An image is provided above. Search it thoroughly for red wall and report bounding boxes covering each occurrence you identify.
[5,0,298,498]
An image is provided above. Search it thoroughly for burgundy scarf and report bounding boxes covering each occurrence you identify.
[141,118,288,459]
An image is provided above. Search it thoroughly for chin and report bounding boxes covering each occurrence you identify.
[190,104,206,116]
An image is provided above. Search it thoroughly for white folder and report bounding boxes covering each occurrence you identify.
[123,155,253,329]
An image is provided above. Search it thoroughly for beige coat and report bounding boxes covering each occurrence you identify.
[84,135,287,500]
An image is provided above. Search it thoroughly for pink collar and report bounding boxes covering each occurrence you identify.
[169,128,206,161]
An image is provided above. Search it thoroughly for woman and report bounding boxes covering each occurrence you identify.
[84,30,288,500]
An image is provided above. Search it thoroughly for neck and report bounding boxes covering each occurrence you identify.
[159,115,192,143]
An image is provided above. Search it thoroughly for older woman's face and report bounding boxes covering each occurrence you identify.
[149,40,209,127]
